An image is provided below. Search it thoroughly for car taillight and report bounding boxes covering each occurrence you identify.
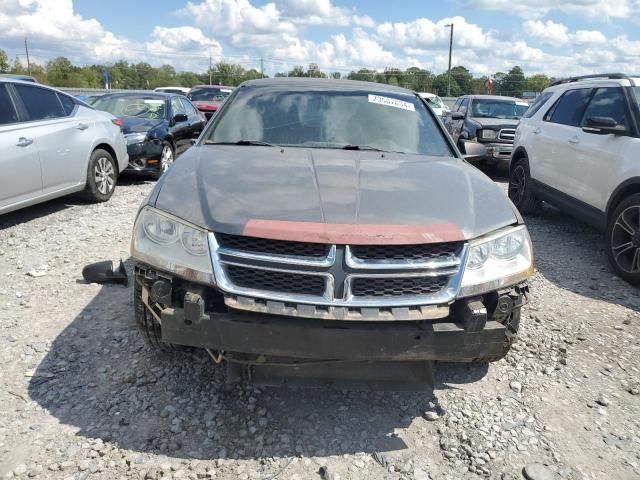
[111,119,124,129]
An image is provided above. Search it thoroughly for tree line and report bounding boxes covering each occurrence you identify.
[0,48,552,97]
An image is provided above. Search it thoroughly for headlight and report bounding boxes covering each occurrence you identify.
[481,129,497,140]
[125,132,147,145]
[458,225,533,298]
[131,207,213,284]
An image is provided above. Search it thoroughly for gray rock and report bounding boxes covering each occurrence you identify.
[13,464,27,476]
[523,463,555,480]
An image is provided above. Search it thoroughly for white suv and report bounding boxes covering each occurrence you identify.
[509,73,640,284]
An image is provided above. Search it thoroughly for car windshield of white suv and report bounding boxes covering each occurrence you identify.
[206,87,454,157]
[471,99,529,119]
[188,87,233,102]
[93,96,166,119]
[424,96,443,108]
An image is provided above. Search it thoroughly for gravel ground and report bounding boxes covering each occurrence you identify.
[0,172,639,480]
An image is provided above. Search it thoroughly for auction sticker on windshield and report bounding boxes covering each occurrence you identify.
[368,94,415,111]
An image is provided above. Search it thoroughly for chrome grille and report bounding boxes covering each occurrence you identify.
[209,232,468,319]
[499,128,516,141]
[351,276,449,297]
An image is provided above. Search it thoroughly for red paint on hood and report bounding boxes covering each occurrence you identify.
[193,101,219,111]
[243,219,465,245]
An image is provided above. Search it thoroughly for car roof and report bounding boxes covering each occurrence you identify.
[239,77,417,95]
[462,94,524,101]
[97,91,173,99]
[0,74,37,82]
[191,84,234,89]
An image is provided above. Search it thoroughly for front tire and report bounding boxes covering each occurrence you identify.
[606,193,640,284]
[150,141,174,180]
[81,149,117,202]
[508,158,539,214]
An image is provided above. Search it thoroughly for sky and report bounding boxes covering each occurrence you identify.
[1,0,639,77]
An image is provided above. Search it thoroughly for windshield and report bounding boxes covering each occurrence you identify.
[424,96,443,108]
[93,96,167,119]
[205,86,453,156]
[189,87,233,102]
[471,99,529,119]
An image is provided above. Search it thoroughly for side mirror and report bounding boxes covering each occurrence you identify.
[450,111,465,120]
[582,116,628,135]
[460,141,487,162]
[173,113,188,124]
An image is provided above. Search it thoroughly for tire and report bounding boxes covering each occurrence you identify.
[508,157,540,215]
[150,141,175,180]
[81,149,117,202]
[133,276,174,352]
[606,193,640,285]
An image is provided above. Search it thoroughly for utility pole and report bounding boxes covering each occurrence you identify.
[24,37,31,76]
[445,23,454,97]
[260,56,264,78]
[209,55,212,85]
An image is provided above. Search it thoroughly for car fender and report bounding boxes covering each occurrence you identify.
[606,176,640,220]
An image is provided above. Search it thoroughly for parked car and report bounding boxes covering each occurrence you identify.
[130,78,534,385]
[418,92,450,117]
[0,78,128,215]
[154,87,190,96]
[187,85,234,119]
[509,73,640,284]
[444,95,529,168]
[76,93,104,105]
[0,73,37,83]
[92,92,205,180]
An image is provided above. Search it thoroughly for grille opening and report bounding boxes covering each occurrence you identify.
[351,276,449,297]
[225,264,325,296]
[350,243,460,262]
[217,233,329,258]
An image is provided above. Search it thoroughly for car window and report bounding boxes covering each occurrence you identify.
[171,97,185,116]
[14,84,66,121]
[580,87,629,128]
[452,98,462,110]
[544,88,592,126]
[458,98,469,115]
[0,84,19,125]
[470,99,528,119]
[58,93,76,116]
[207,87,454,157]
[92,95,167,119]
[188,87,233,102]
[180,97,198,117]
[634,87,640,109]
[523,92,553,119]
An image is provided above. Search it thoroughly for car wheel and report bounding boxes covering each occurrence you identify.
[81,149,117,202]
[133,275,175,352]
[606,193,640,285]
[151,141,174,180]
[508,158,539,214]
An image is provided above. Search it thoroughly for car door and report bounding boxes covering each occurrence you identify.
[531,87,593,194]
[0,83,43,210]
[180,97,205,139]
[450,97,469,142]
[571,86,633,210]
[13,84,95,194]
[169,96,191,156]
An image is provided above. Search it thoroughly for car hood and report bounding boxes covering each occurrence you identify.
[471,117,520,129]
[120,117,165,135]
[152,146,518,244]
[192,100,220,110]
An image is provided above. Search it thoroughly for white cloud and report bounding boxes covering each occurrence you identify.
[523,20,569,45]
[573,30,607,44]
[275,0,374,27]
[468,0,635,20]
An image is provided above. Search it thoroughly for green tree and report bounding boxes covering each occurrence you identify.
[450,66,473,95]
[11,57,28,75]
[0,49,9,73]
[501,66,526,97]
[433,73,460,97]
[525,74,551,94]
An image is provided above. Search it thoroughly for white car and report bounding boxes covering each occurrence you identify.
[509,73,640,283]
[418,92,450,117]
[154,86,190,96]
[0,78,128,215]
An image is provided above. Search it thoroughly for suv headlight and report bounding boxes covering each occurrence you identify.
[458,225,533,297]
[131,207,213,284]
[480,129,497,140]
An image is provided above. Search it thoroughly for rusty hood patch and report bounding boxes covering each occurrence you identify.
[152,145,517,244]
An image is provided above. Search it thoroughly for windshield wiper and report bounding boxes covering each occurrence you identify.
[204,140,277,147]
[341,144,387,152]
